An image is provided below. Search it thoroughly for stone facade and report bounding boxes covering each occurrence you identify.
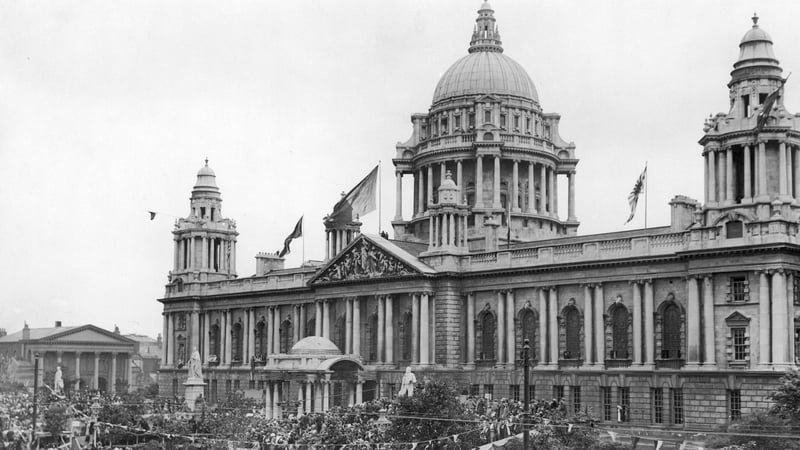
[158,5,800,428]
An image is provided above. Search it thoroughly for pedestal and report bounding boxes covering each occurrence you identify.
[184,377,207,411]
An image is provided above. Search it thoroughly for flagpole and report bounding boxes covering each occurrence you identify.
[302,215,305,266]
[378,160,382,234]
[644,162,648,229]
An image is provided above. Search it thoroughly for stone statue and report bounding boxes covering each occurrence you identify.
[6,357,18,383]
[188,347,203,379]
[54,366,64,394]
[398,367,416,397]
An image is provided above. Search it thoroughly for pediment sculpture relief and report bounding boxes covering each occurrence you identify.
[318,240,414,282]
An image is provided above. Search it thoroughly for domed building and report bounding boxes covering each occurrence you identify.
[158,5,800,432]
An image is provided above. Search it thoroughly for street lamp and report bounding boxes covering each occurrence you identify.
[32,353,39,439]
[521,339,531,450]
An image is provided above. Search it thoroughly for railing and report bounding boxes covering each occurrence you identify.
[650,233,685,247]
[600,239,632,253]
[553,243,582,257]
[471,252,498,264]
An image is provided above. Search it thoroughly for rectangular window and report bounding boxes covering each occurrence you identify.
[528,385,535,402]
[233,379,240,391]
[441,117,448,134]
[794,276,799,306]
[257,380,264,390]
[553,385,564,401]
[248,380,255,389]
[671,388,684,425]
[525,117,531,133]
[454,114,461,130]
[421,125,427,140]
[484,384,494,400]
[500,114,506,128]
[510,384,520,402]
[733,327,747,360]
[618,387,630,422]
[225,379,232,395]
[742,95,751,117]
[388,384,396,399]
[468,112,475,128]
[759,93,768,105]
[204,379,210,400]
[731,277,747,302]
[484,110,492,123]
[470,384,480,397]
[601,387,612,421]
[653,388,664,424]
[514,115,520,130]
[729,389,741,421]
[572,386,581,414]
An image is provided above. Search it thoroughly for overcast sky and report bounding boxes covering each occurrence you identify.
[2,0,799,339]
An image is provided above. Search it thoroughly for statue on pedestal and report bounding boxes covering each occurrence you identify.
[188,347,203,379]
[54,366,64,394]
[398,367,416,397]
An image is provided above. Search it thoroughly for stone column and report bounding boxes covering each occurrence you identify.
[568,171,576,221]
[456,160,463,193]
[744,145,752,201]
[93,353,100,390]
[305,378,313,414]
[299,304,307,339]
[702,276,716,366]
[345,298,353,354]
[758,141,767,200]
[788,273,796,364]
[706,149,717,203]
[74,352,81,391]
[528,162,536,213]
[506,290,515,366]
[395,172,403,221]
[162,313,169,366]
[353,298,361,357]
[420,293,430,365]
[475,156,484,208]
[686,277,701,366]
[583,285,594,365]
[644,280,655,367]
[266,308,274,357]
[273,307,281,353]
[272,383,281,419]
[110,353,117,394]
[538,288,547,364]
[264,382,273,419]
[553,171,559,216]
[315,301,323,336]
[411,293,420,364]
[322,300,331,339]
[549,167,556,216]
[497,291,506,364]
[632,282,642,365]
[772,270,789,365]
[201,237,208,270]
[314,380,323,411]
[355,380,363,404]
[594,284,604,365]
[493,156,501,208]
[540,164,548,215]
[718,150,727,203]
[726,147,734,203]
[203,312,210,363]
[427,165,434,208]
[466,293,475,366]
[377,296,386,364]
[440,162,446,185]
[511,160,520,212]
[385,295,394,365]
[780,142,788,197]
[191,311,200,359]
[794,146,800,201]
[417,169,424,215]
[323,379,331,411]
[292,306,300,346]
[225,310,233,362]
[166,312,174,366]
[548,288,559,364]
[125,354,132,392]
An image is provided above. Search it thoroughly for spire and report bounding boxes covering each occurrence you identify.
[468,1,503,54]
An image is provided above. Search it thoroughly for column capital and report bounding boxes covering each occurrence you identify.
[628,279,643,286]
[75,351,82,356]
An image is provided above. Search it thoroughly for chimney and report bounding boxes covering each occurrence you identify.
[0,328,6,337]
[22,322,30,340]
[54,321,62,328]
[255,252,285,276]
[669,196,700,231]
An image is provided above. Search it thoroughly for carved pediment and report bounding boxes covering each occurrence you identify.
[316,239,416,283]
[725,311,751,324]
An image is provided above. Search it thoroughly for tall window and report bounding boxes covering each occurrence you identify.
[652,388,664,424]
[306,318,316,337]
[601,387,612,421]
[176,335,186,365]
[470,384,480,397]
[210,324,220,358]
[553,385,564,401]
[611,304,629,359]
[732,328,747,360]
[671,388,684,425]
[726,312,751,366]
[513,115,520,130]
[280,319,293,353]
[500,114,506,129]
[520,309,536,359]
[477,311,496,360]
[333,316,346,353]
[254,321,266,359]
[618,387,630,422]
[729,389,742,420]
[564,306,581,359]
[729,276,748,302]
[572,386,581,414]
[468,112,475,128]
[662,302,682,359]
[368,314,378,361]
[528,385,535,402]
[400,313,412,361]
[509,385,520,401]
[484,384,494,400]
[484,110,492,123]
[232,323,243,363]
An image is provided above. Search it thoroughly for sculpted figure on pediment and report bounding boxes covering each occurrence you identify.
[319,240,413,282]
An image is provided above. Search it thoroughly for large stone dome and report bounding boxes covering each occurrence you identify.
[432,52,539,106]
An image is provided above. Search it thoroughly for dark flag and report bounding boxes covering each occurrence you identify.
[148,211,157,220]
[327,165,379,227]
[757,76,788,131]
[625,166,647,224]
[279,216,303,257]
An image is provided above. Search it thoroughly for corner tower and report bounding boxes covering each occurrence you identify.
[392,2,579,251]
[700,15,800,228]
[170,160,239,286]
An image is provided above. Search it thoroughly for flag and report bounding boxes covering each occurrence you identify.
[608,431,617,442]
[625,166,647,224]
[278,216,303,257]
[756,76,787,131]
[328,165,379,226]
[149,211,157,220]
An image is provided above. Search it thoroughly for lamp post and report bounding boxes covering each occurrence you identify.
[522,339,531,450]
[32,353,39,440]
[90,399,101,449]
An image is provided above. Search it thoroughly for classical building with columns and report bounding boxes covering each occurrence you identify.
[0,322,136,393]
[158,4,800,427]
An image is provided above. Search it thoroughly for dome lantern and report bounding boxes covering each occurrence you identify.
[469,2,503,54]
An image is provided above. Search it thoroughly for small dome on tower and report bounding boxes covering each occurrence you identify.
[192,159,221,198]
[731,14,781,84]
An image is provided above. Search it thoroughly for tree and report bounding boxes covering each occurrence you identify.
[771,368,800,422]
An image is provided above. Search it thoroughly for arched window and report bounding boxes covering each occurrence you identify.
[280,319,293,353]
[306,318,316,337]
[232,322,243,363]
[209,324,220,359]
[520,308,537,359]
[254,320,266,359]
[400,312,413,361]
[611,304,629,359]
[662,303,682,359]
[368,314,379,361]
[477,310,496,361]
[176,335,186,365]
[564,306,581,359]
[333,316,346,352]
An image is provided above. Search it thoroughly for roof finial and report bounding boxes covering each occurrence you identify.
[752,12,759,26]
[205,157,209,166]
